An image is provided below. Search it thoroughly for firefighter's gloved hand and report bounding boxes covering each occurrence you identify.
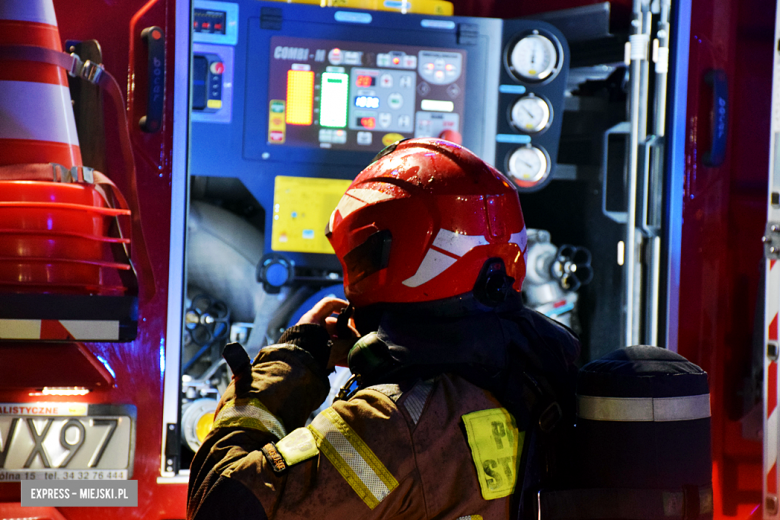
[213,328,332,436]
[296,296,359,370]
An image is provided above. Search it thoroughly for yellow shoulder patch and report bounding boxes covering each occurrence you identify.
[276,427,319,466]
[462,408,524,500]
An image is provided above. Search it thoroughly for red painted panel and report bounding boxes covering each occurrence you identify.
[0,343,113,389]
[0,0,184,518]
[676,0,774,515]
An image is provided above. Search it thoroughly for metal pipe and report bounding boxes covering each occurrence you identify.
[654,0,672,135]
[644,0,672,346]
[624,0,651,346]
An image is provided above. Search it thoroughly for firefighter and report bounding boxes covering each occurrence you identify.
[187,138,580,519]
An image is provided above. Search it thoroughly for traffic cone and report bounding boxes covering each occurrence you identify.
[0,0,82,167]
[0,0,131,295]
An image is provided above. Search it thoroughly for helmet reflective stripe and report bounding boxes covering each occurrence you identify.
[509,228,528,251]
[329,188,395,233]
[403,227,528,288]
[338,188,395,217]
[402,229,489,287]
[433,228,490,257]
[402,249,457,288]
[509,228,529,264]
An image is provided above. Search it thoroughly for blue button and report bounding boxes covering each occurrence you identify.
[496,134,531,144]
[421,19,456,30]
[499,84,526,95]
[334,11,372,23]
[265,263,290,287]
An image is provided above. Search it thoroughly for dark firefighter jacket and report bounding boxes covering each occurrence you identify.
[187,303,580,520]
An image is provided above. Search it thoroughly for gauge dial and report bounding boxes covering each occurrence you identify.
[509,34,559,82]
[510,95,551,133]
[507,146,550,187]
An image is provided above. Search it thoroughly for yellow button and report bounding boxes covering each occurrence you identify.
[196,411,215,442]
[382,133,404,147]
[207,99,222,109]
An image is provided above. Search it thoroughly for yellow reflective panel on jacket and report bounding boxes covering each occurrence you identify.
[309,407,399,509]
[213,396,287,440]
[276,427,318,466]
[462,408,524,500]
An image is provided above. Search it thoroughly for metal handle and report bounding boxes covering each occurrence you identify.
[601,122,631,224]
[638,134,664,237]
[139,26,165,133]
[702,69,728,167]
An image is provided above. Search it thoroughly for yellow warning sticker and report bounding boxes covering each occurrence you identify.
[276,427,319,466]
[272,175,352,254]
[462,408,524,500]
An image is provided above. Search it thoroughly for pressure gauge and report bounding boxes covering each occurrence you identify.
[507,146,551,188]
[508,34,559,82]
[510,95,551,133]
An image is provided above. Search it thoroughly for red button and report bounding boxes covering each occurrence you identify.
[438,129,462,145]
[202,22,210,29]
[214,23,223,30]
[210,61,224,75]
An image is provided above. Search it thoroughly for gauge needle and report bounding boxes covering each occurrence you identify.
[521,160,532,168]
[523,107,534,117]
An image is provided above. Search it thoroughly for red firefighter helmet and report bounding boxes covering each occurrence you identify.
[327,138,528,308]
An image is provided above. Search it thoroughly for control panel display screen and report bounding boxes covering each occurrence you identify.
[267,36,467,151]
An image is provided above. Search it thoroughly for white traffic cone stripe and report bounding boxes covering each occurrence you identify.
[0,1,58,25]
[0,80,79,145]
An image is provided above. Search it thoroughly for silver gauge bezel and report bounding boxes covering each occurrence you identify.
[509,94,552,134]
[505,31,564,84]
[506,145,552,190]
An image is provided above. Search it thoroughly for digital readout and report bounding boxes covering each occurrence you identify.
[320,72,349,128]
[358,117,376,129]
[355,95,380,109]
[355,75,376,87]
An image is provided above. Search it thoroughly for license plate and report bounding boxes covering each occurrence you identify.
[0,403,135,481]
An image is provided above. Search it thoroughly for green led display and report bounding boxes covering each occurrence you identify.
[320,72,349,128]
